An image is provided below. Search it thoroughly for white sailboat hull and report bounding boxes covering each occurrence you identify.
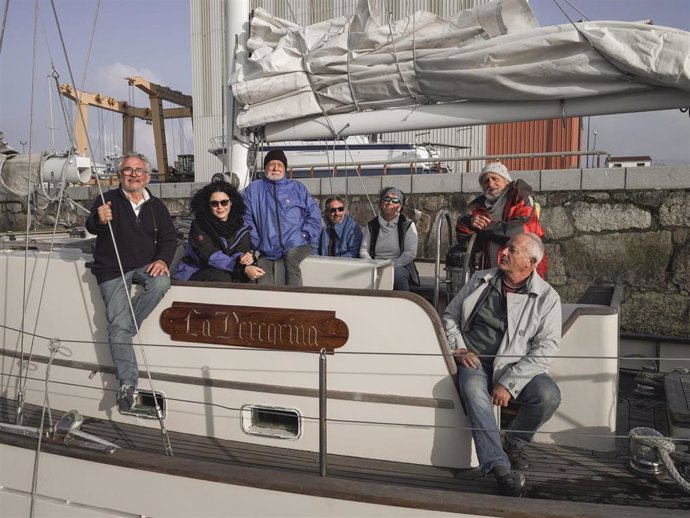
[1,443,480,518]
[0,248,474,468]
[0,245,622,514]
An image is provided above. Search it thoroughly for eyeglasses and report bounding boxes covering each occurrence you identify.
[328,207,345,214]
[209,199,231,208]
[120,167,147,176]
[383,196,401,204]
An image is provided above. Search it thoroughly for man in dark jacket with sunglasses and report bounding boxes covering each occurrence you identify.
[312,195,362,258]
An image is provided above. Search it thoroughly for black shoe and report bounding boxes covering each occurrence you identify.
[496,471,526,497]
[117,385,137,412]
[503,437,529,469]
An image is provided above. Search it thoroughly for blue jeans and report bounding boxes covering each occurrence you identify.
[457,362,561,475]
[98,266,171,387]
[393,266,410,291]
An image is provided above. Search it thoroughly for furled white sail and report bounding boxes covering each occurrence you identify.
[231,0,690,132]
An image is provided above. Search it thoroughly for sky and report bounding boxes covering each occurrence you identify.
[0,0,193,168]
[0,0,689,169]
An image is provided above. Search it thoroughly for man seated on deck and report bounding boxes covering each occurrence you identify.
[85,152,177,412]
[243,149,322,286]
[442,232,561,497]
[312,195,362,258]
[456,161,547,278]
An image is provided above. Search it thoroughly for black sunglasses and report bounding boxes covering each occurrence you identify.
[383,196,401,204]
[209,199,231,208]
[328,207,345,214]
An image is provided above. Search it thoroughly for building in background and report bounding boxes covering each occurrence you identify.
[607,156,652,168]
[487,118,582,171]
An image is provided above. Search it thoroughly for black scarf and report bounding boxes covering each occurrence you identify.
[194,208,244,254]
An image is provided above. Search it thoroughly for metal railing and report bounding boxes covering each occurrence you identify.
[284,149,609,178]
[431,210,453,311]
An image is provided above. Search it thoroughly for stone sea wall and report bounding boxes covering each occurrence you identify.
[302,166,690,338]
[2,165,690,337]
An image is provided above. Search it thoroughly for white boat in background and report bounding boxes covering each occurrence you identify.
[1,0,690,516]
[209,134,450,177]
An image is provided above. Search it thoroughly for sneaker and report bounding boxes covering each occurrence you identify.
[496,471,526,497]
[117,385,137,412]
[503,436,529,469]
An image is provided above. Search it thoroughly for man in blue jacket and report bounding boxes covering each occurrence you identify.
[243,149,321,285]
[85,152,177,412]
[313,195,362,258]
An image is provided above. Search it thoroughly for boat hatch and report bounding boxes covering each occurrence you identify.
[241,405,302,440]
[119,389,167,420]
[665,373,690,438]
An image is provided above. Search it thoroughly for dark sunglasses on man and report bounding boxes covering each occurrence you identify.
[209,199,231,208]
[383,196,401,204]
[328,206,345,214]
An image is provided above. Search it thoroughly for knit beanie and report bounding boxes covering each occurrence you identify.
[381,187,404,205]
[479,161,512,184]
[264,149,288,170]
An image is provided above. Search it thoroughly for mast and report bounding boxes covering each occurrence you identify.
[225,0,251,190]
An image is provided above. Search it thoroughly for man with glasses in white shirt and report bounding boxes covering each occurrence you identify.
[312,195,362,258]
[85,152,177,412]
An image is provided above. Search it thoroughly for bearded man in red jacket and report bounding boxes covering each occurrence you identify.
[456,161,547,278]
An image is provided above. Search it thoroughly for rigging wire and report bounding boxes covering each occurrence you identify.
[78,0,100,92]
[18,0,41,430]
[45,0,173,456]
[558,0,591,22]
[284,0,297,24]
[550,0,580,27]
[28,338,62,518]
[3,318,690,362]
[49,68,75,148]
[46,75,56,151]
[39,9,76,147]
[386,10,417,105]
[17,170,68,413]
[8,0,172,457]
[16,7,82,426]
[0,0,9,55]
[7,371,690,447]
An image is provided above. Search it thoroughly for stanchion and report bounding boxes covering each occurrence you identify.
[319,348,327,477]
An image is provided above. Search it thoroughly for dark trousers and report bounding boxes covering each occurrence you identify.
[190,267,247,283]
[257,243,312,286]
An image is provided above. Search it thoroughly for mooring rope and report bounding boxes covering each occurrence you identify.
[630,427,690,494]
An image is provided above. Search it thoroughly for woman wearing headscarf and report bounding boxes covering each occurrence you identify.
[173,181,264,282]
[360,187,419,291]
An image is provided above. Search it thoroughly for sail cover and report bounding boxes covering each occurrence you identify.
[231,0,690,130]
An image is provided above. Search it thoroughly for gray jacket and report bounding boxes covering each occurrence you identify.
[442,268,561,398]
